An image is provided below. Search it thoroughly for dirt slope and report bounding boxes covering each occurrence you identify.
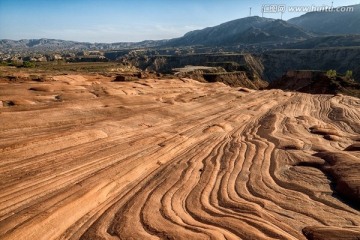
[0,72,359,240]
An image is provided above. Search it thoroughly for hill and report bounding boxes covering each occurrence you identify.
[288,4,360,34]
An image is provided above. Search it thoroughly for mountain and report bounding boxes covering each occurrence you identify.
[1,17,314,52]
[167,16,315,46]
[0,17,314,52]
[288,4,360,35]
[0,39,168,52]
[2,7,360,53]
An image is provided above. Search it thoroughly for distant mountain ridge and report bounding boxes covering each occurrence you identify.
[288,4,360,34]
[1,4,359,52]
[0,39,168,52]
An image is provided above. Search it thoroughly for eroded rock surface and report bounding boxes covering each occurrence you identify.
[0,73,359,240]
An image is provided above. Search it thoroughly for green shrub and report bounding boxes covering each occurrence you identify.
[23,61,36,68]
[9,61,22,67]
[345,70,353,80]
[326,69,337,79]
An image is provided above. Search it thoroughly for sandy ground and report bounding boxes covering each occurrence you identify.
[0,72,359,240]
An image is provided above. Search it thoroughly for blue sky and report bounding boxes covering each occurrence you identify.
[0,0,358,42]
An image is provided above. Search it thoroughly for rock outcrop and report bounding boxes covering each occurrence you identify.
[262,48,360,82]
[173,66,268,89]
[269,70,360,97]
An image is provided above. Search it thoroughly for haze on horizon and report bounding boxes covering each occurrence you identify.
[0,0,359,43]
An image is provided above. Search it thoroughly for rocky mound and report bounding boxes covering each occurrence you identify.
[173,66,268,89]
[112,71,159,82]
[202,72,267,89]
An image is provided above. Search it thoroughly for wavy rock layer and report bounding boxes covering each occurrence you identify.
[0,75,359,240]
